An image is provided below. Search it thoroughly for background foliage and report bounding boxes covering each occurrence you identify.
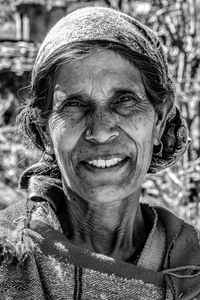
[0,0,200,227]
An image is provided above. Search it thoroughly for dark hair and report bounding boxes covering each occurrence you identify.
[17,40,174,152]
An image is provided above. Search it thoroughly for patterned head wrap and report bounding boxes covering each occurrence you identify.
[32,7,189,173]
[33,7,171,87]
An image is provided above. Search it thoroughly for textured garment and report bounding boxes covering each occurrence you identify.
[33,7,172,89]
[1,176,200,299]
[0,201,166,300]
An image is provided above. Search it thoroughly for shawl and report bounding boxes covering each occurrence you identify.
[1,174,200,299]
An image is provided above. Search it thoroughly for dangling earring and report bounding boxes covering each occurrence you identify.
[153,140,163,157]
[43,144,55,164]
[85,128,92,138]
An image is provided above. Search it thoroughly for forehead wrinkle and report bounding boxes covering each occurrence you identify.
[54,78,147,106]
[54,52,147,102]
[56,52,143,84]
[93,70,147,103]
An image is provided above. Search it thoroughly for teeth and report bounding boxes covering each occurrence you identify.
[87,158,124,168]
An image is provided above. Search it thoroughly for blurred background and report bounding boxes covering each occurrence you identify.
[0,0,200,227]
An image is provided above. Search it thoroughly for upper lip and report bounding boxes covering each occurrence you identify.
[79,154,129,163]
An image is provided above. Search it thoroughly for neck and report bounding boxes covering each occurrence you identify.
[60,188,148,262]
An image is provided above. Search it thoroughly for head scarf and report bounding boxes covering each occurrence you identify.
[32,6,189,173]
[33,7,171,88]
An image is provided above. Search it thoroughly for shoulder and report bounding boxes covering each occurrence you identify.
[0,199,63,265]
[0,200,40,265]
[154,205,199,241]
[0,200,30,230]
[152,206,200,297]
[154,205,200,263]
[154,205,199,235]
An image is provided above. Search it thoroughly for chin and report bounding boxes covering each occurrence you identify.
[80,186,130,204]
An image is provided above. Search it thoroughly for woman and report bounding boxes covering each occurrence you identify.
[0,6,200,300]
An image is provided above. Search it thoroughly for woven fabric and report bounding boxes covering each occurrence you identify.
[0,201,165,300]
[81,270,164,300]
[137,208,166,271]
[0,256,163,300]
[1,175,200,299]
[1,199,200,299]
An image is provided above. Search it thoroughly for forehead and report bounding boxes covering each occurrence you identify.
[54,49,145,96]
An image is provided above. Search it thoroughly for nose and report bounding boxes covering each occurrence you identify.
[85,117,119,144]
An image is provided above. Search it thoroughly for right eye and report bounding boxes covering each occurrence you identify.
[64,100,86,107]
[58,99,90,115]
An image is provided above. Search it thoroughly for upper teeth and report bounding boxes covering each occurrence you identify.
[87,158,123,168]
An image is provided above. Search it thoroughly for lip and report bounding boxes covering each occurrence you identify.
[83,155,127,163]
[79,157,130,173]
[77,151,135,184]
[78,153,129,163]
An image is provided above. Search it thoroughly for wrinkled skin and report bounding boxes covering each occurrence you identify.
[44,49,168,260]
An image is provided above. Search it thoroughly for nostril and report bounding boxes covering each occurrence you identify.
[109,133,119,141]
[85,127,119,143]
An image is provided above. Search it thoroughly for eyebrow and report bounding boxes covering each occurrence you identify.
[60,88,145,103]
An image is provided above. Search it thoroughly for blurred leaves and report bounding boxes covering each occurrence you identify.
[143,157,200,227]
[147,0,200,160]
[0,0,13,24]
[0,125,40,187]
[139,0,200,227]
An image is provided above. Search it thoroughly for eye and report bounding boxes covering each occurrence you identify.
[65,99,85,107]
[117,95,136,104]
[59,99,89,111]
[110,93,143,116]
[114,94,138,109]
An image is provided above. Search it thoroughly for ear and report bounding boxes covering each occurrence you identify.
[37,124,54,154]
[153,100,173,146]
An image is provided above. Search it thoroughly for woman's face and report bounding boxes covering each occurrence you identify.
[48,49,161,203]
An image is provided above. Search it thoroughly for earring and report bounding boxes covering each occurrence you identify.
[43,144,55,163]
[43,151,55,164]
[153,141,163,157]
[46,144,54,155]
[85,128,92,138]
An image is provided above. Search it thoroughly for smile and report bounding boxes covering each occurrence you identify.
[87,157,124,168]
[78,156,132,182]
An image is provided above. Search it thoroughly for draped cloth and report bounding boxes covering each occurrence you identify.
[1,174,200,299]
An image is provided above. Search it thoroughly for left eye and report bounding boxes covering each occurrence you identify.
[115,95,137,107]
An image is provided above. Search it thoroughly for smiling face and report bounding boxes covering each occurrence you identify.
[47,49,161,203]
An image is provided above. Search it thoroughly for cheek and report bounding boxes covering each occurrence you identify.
[122,115,155,186]
[120,113,155,147]
[48,114,86,155]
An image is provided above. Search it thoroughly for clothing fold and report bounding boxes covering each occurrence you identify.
[1,169,200,299]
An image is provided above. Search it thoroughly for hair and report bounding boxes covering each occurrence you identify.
[17,40,175,152]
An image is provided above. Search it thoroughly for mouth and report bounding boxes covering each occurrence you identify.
[77,154,134,185]
[80,156,130,170]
